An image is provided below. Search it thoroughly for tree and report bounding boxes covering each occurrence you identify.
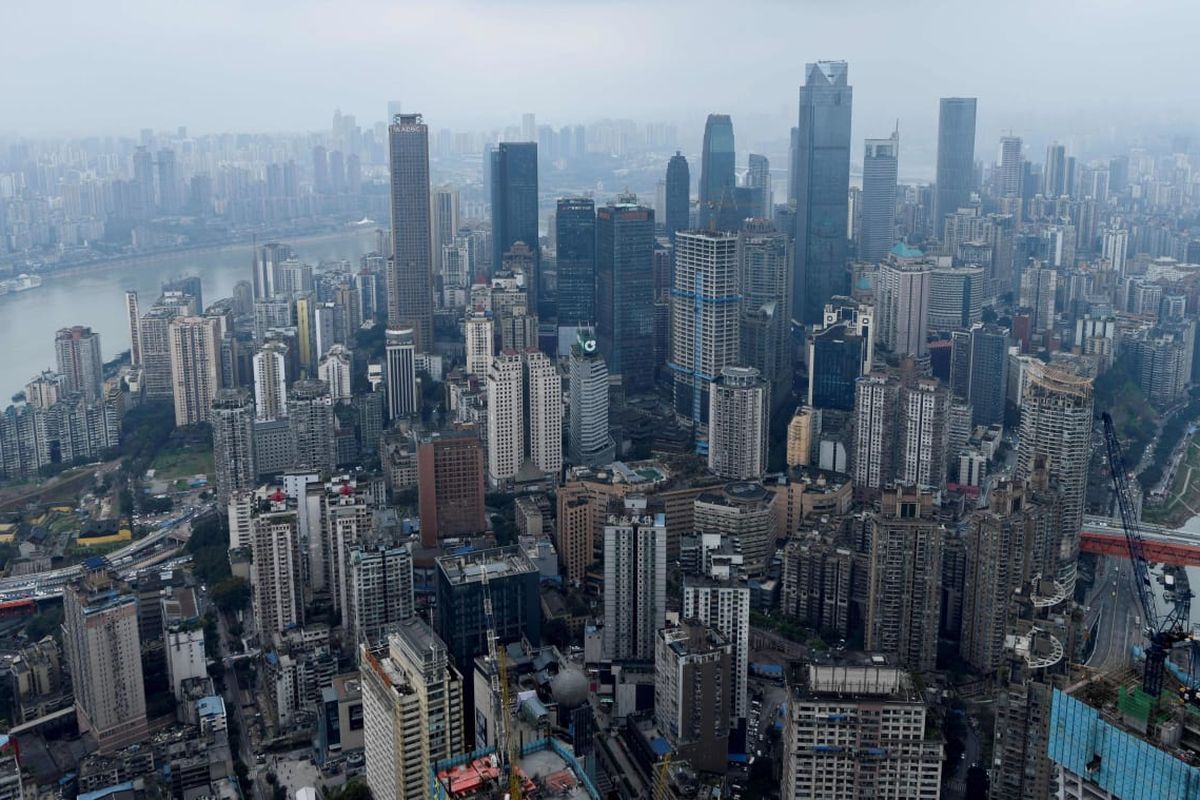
[212,577,251,615]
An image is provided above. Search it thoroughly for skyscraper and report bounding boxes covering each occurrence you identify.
[898,378,949,489]
[603,495,667,661]
[1043,143,1067,198]
[927,265,985,330]
[707,367,769,481]
[63,567,148,750]
[568,329,614,467]
[966,324,1009,427]
[463,310,494,377]
[485,350,562,486]
[555,197,596,327]
[738,220,792,406]
[253,341,288,422]
[387,114,434,352]
[665,151,690,243]
[851,371,899,497]
[210,389,256,507]
[250,490,303,636]
[54,326,104,402]
[747,153,772,220]
[671,230,741,426]
[417,428,486,548]
[998,135,1024,198]
[287,380,335,473]
[346,528,414,647]
[595,197,656,393]
[860,131,899,264]
[792,61,852,324]
[699,114,737,232]
[124,291,142,368]
[431,186,460,276]
[384,328,418,421]
[934,97,978,226]
[654,622,732,773]
[877,250,931,358]
[682,576,751,721]
[490,142,539,309]
[168,316,221,426]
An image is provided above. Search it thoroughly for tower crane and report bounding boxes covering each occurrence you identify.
[1100,412,1193,697]
[480,564,522,799]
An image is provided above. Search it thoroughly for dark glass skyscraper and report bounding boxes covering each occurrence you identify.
[698,114,736,232]
[490,142,540,310]
[934,97,977,227]
[387,114,434,351]
[665,151,690,243]
[555,197,596,326]
[860,131,899,264]
[792,61,852,325]
[596,197,656,394]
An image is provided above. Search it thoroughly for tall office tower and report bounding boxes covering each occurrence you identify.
[1042,143,1067,198]
[927,264,985,330]
[490,142,539,309]
[1017,362,1092,597]
[694,483,777,575]
[568,329,614,467]
[860,131,899,264]
[670,230,741,426]
[737,220,792,406]
[603,495,667,661]
[463,310,494,376]
[698,114,737,231]
[54,326,104,401]
[210,389,256,507]
[877,252,931,357]
[555,197,596,327]
[252,341,289,422]
[347,528,414,647]
[521,112,536,142]
[434,547,540,742]
[167,316,221,426]
[783,665,943,798]
[654,622,732,773]
[249,490,303,636]
[793,61,852,324]
[707,367,769,481]
[124,290,143,368]
[998,135,1024,198]
[934,97,978,226]
[317,345,352,401]
[1102,228,1129,275]
[1019,263,1057,333]
[683,576,751,721]
[596,197,656,393]
[131,145,155,219]
[851,372,899,498]
[156,148,178,213]
[287,380,335,473]
[665,151,690,243]
[807,301,873,410]
[361,618,464,800]
[747,153,773,219]
[865,485,943,672]
[899,378,949,489]
[384,328,417,421]
[387,114,434,352]
[965,323,1009,426]
[63,567,148,751]
[431,186,460,275]
[417,427,486,548]
[312,145,329,194]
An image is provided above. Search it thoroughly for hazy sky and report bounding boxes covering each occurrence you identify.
[6,0,1199,174]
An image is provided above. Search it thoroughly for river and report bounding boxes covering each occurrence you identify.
[0,229,377,402]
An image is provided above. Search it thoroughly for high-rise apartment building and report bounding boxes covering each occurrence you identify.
[361,618,464,800]
[168,316,221,426]
[851,371,899,497]
[927,264,984,330]
[318,345,352,401]
[707,366,769,481]
[485,350,562,486]
[140,305,181,398]
[287,380,335,473]
[249,490,303,637]
[877,250,931,357]
[792,61,852,324]
[555,197,596,327]
[934,97,978,226]
[1043,143,1068,198]
[860,131,899,264]
[346,527,414,647]
[998,135,1023,199]
[865,485,943,672]
[63,568,149,751]
[783,665,942,798]
[747,153,772,220]
[665,151,690,243]
[253,341,288,422]
[699,114,737,232]
[54,326,104,402]
[431,186,460,277]
[693,483,778,576]
[567,330,614,467]
[654,622,732,773]
[384,328,418,421]
[210,389,256,507]
[463,310,494,377]
[417,427,486,548]
[670,230,741,426]
[596,197,656,393]
[682,576,751,721]
[387,114,433,351]
[490,142,539,311]
[966,323,1010,427]
[899,378,949,489]
[737,220,792,407]
[603,496,667,661]
[124,291,143,368]
[1019,262,1057,333]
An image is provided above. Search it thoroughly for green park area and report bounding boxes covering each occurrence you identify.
[149,445,214,482]
[1144,438,1200,528]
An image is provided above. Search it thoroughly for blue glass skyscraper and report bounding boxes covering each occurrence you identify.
[555,197,596,326]
[934,97,977,228]
[792,61,852,325]
[596,197,656,394]
[698,114,736,232]
[665,151,690,243]
[490,142,540,308]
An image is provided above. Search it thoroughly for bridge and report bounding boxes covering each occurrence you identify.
[1081,515,1200,566]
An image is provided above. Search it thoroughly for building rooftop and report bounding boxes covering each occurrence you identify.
[436,545,538,586]
[795,663,919,702]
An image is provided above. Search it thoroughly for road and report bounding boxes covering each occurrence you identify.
[218,608,262,800]
[944,720,982,799]
[1087,558,1138,672]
